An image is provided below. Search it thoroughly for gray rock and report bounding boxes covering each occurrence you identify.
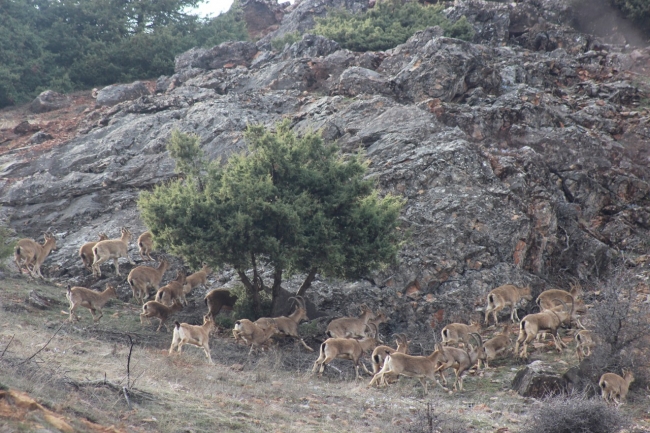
[95,81,150,107]
[336,67,393,97]
[512,361,568,397]
[29,131,53,144]
[285,34,340,58]
[30,90,71,113]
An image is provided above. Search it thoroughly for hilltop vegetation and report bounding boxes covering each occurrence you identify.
[0,0,247,108]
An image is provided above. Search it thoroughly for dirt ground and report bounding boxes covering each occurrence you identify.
[0,275,649,433]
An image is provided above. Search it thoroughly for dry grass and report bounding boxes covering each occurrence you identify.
[0,276,648,432]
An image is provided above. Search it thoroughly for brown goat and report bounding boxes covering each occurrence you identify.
[79,233,108,271]
[312,334,381,380]
[204,288,238,321]
[484,284,533,325]
[140,299,183,332]
[128,259,170,304]
[137,231,154,261]
[183,262,211,296]
[169,316,215,364]
[441,320,481,347]
[254,296,313,351]
[14,232,57,279]
[155,270,187,306]
[67,283,117,323]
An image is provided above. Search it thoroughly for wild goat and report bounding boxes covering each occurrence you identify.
[370,333,409,375]
[366,310,388,333]
[254,296,313,351]
[66,283,117,323]
[128,259,169,304]
[137,231,154,261]
[204,288,238,321]
[14,231,57,279]
[436,336,481,392]
[326,304,375,338]
[441,320,481,347]
[92,227,135,277]
[233,318,279,355]
[155,270,187,306]
[575,329,595,361]
[140,299,183,332]
[369,344,447,394]
[183,263,211,296]
[484,284,532,325]
[169,316,215,364]
[475,326,510,369]
[599,370,634,405]
[79,233,108,271]
[537,281,587,320]
[312,328,382,380]
[515,299,574,358]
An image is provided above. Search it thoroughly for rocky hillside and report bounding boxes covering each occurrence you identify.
[1,0,649,333]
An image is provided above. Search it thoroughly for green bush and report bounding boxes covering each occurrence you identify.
[0,222,15,271]
[313,0,474,52]
[270,32,302,51]
[230,284,272,321]
[610,0,650,36]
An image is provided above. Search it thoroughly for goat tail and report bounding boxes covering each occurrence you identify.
[174,321,181,329]
[373,354,381,365]
[326,330,333,338]
[488,294,494,307]
[139,241,144,249]
[15,246,20,256]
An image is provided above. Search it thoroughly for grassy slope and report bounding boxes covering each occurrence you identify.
[0,276,648,432]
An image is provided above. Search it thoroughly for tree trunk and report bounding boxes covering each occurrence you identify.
[296,267,318,297]
[270,268,284,316]
[237,270,261,317]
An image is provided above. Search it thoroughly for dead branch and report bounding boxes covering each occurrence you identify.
[20,323,63,365]
[1,334,14,358]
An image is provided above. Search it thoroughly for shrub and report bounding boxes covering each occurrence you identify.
[313,0,474,52]
[401,402,468,433]
[271,32,302,51]
[0,212,15,271]
[230,284,272,321]
[522,395,627,433]
[578,268,650,388]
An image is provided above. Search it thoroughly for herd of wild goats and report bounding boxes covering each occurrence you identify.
[12,228,635,405]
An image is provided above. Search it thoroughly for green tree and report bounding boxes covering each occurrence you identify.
[0,0,248,108]
[313,0,474,52]
[139,122,404,315]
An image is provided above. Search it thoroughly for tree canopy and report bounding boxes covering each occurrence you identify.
[312,0,474,52]
[138,122,404,315]
[0,0,248,107]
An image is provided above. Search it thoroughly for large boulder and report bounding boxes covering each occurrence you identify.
[95,81,150,107]
[30,90,70,113]
[175,42,258,72]
[512,361,568,397]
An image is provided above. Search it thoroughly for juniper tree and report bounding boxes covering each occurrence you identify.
[139,121,404,315]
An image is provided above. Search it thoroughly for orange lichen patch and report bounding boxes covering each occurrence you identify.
[513,239,527,267]
[404,280,421,298]
[429,309,445,328]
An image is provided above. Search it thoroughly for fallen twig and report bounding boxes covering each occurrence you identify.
[1,334,14,358]
[20,323,63,365]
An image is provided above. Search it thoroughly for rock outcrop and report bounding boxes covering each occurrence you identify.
[0,0,649,332]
